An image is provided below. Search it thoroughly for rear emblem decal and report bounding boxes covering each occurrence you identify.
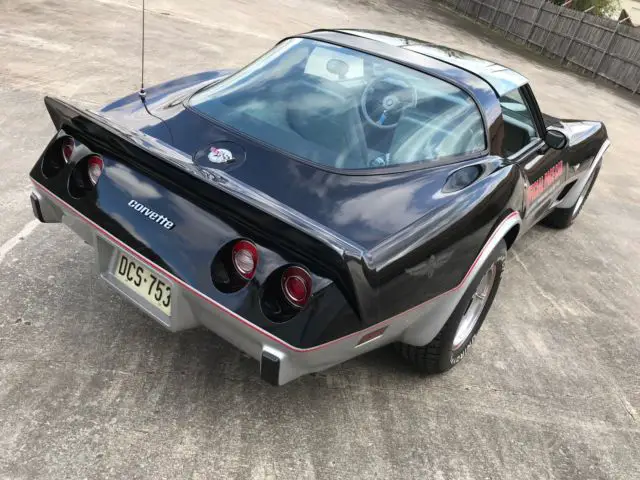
[406,251,453,278]
[208,147,234,164]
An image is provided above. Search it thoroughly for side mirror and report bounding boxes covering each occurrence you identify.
[544,129,568,150]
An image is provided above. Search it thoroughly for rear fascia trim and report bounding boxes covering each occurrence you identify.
[31,178,520,352]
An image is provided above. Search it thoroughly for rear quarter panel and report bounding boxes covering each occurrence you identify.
[367,157,522,323]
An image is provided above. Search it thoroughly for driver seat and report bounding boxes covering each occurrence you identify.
[286,77,369,169]
[388,102,485,165]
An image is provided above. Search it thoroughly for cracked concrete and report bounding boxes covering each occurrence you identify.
[0,0,639,479]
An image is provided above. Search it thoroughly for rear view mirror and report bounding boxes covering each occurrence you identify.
[544,129,568,150]
[327,59,349,79]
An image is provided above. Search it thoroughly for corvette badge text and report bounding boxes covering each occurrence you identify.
[127,200,175,230]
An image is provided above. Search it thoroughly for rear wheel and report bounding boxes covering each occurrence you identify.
[397,240,506,374]
[542,164,601,229]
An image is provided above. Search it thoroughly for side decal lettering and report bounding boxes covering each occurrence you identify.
[527,161,564,206]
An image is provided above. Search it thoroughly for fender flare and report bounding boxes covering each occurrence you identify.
[556,139,610,209]
[399,211,521,346]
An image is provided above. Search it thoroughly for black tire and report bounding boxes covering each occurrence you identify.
[397,239,507,374]
[542,164,601,229]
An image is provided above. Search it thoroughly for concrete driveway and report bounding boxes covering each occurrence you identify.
[1,1,638,478]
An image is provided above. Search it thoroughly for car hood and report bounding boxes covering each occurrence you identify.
[96,71,455,250]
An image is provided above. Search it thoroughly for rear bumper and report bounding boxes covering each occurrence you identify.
[30,182,522,385]
[30,183,412,385]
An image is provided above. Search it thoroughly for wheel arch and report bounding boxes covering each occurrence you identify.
[503,223,520,249]
[492,208,522,250]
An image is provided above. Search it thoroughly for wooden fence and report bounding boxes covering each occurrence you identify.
[439,0,640,94]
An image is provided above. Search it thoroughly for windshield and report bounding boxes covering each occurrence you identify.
[190,38,486,170]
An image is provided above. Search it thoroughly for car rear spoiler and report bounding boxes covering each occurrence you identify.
[43,96,374,320]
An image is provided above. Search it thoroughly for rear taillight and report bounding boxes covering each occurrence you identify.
[260,264,314,322]
[211,239,260,292]
[281,266,312,307]
[87,155,103,185]
[231,240,258,280]
[42,136,73,178]
[62,137,75,162]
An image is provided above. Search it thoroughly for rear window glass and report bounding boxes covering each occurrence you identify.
[190,38,486,170]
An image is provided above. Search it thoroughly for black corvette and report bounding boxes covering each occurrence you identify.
[29,29,609,385]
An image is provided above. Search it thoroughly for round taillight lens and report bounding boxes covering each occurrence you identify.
[231,240,258,280]
[87,156,104,185]
[62,137,75,162]
[281,266,312,307]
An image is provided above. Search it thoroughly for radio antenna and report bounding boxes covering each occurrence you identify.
[135,0,175,144]
[138,0,146,101]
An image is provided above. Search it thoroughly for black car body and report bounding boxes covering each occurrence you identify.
[29,29,609,384]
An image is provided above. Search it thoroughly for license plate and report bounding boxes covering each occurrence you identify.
[114,253,172,315]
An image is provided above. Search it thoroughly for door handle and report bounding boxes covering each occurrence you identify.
[525,154,545,171]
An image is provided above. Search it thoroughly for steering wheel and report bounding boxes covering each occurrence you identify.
[361,75,417,129]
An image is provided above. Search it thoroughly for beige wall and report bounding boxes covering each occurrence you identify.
[620,0,640,22]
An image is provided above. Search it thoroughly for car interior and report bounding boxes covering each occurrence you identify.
[499,92,539,157]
